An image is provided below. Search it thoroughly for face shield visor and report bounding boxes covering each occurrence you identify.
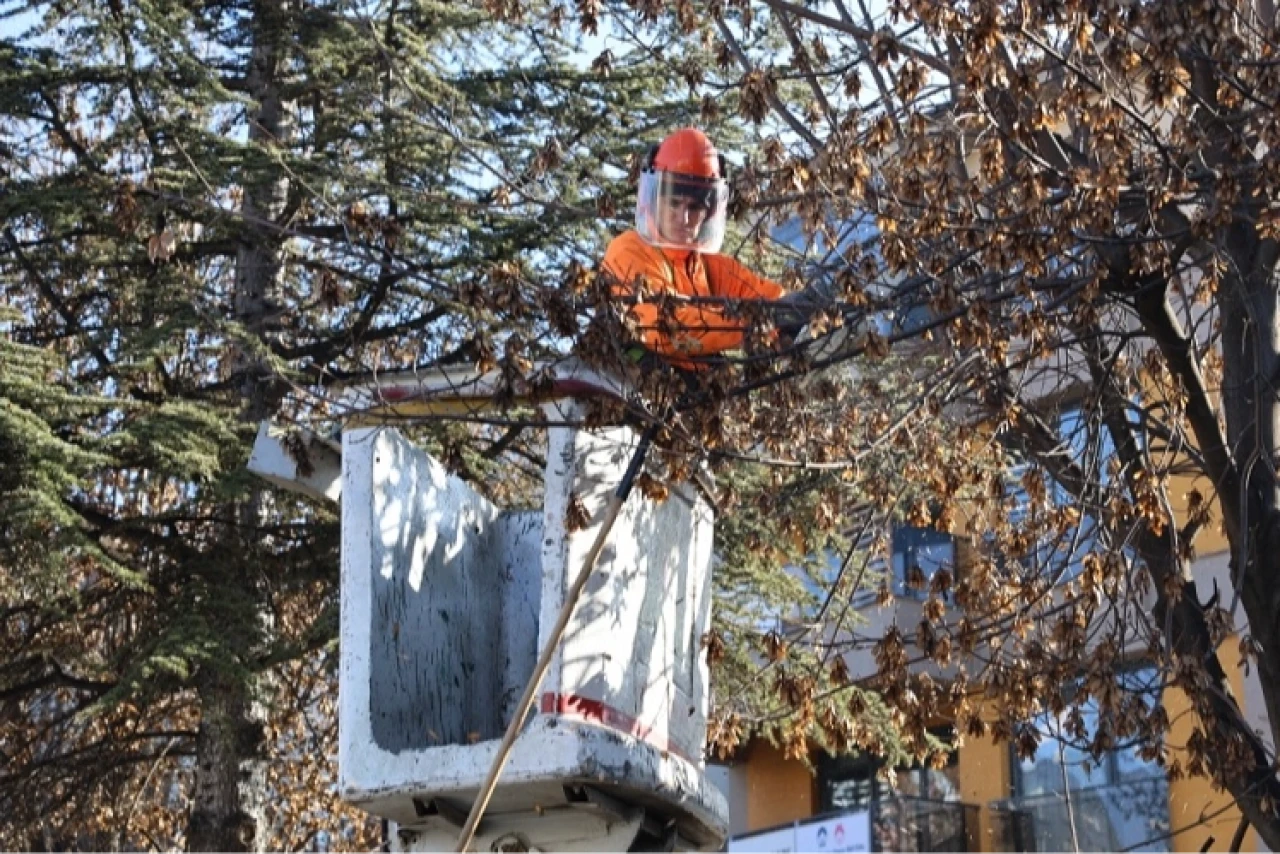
[635,170,729,253]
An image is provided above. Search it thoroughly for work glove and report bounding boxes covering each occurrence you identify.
[795,322,855,363]
[772,277,836,340]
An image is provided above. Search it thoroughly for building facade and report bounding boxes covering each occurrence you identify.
[709,531,1271,853]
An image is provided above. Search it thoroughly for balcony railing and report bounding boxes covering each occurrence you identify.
[872,795,981,852]
[727,797,979,853]
[989,777,1170,852]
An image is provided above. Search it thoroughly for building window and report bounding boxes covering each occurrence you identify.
[1011,666,1169,852]
[996,403,1116,586]
[818,731,961,813]
[891,526,955,598]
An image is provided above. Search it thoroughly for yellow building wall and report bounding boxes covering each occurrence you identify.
[743,740,816,832]
[1166,474,1230,557]
[1164,634,1257,853]
[1162,400,1248,851]
[958,728,1012,851]
[1146,365,1260,849]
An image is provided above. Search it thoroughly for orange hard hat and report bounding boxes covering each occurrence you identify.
[651,127,721,179]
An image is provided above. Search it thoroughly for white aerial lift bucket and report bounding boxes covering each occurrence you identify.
[249,358,728,852]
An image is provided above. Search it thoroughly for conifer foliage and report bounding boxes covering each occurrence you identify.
[0,0,698,847]
[12,0,1280,847]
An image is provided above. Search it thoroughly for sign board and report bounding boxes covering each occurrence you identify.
[727,825,796,853]
[795,811,871,853]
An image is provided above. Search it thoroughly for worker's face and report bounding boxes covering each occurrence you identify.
[658,194,710,246]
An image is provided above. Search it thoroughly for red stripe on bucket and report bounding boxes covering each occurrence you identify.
[539,692,697,764]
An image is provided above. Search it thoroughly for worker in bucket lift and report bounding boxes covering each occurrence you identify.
[602,127,824,369]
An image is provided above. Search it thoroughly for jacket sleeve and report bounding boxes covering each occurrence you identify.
[602,235,763,357]
[703,252,787,302]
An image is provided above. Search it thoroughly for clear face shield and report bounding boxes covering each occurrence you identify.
[635,170,729,253]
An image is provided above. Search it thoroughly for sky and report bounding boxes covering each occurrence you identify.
[0,3,39,41]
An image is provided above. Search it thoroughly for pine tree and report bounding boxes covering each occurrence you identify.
[0,0,715,846]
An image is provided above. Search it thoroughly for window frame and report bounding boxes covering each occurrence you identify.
[890,524,956,600]
[818,727,961,813]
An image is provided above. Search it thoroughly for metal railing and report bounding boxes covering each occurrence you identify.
[872,795,980,852]
[727,797,980,853]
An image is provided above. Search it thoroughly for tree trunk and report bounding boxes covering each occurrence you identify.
[234,0,292,423]
[1025,313,1280,848]
[187,675,261,852]
[185,0,292,848]
[1129,247,1280,846]
[1219,239,1280,757]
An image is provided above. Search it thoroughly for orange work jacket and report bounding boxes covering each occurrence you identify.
[601,229,785,366]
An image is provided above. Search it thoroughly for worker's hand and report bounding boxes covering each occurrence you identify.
[769,293,805,348]
[796,323,855,363]
[775,318,805,347]
[772,277,835,337]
